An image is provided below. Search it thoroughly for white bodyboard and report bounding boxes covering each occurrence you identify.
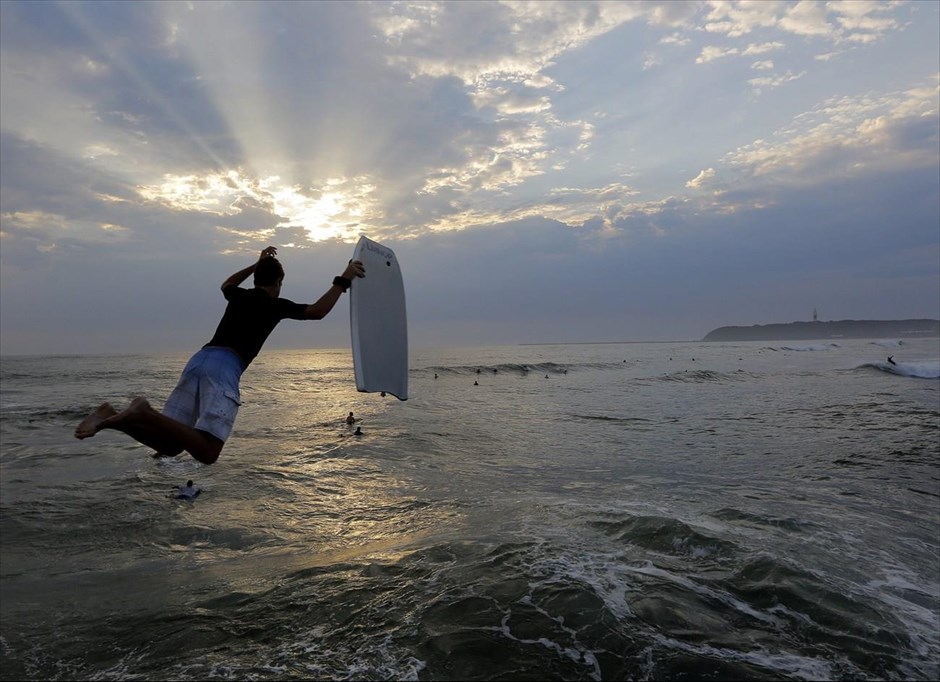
[350,236,408,400]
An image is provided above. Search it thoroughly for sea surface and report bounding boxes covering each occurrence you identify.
[1,339,938,681]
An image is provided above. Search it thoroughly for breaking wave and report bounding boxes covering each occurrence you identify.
[859,360,940,379]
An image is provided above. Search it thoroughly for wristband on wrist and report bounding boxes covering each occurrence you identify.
[333,276,352,292]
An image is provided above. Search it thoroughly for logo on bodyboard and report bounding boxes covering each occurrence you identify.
[363,240,394,263]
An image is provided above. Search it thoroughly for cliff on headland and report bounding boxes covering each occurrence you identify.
[702,319,940,342]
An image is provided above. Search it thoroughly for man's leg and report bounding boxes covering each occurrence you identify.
[75,398,222,464]
[76,401,182,455]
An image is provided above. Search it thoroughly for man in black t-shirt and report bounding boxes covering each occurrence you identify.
[74,246,364,464]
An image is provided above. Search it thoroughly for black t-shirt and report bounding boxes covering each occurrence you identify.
[204,285,307,368]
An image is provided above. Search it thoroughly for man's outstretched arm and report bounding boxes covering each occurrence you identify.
[304,260,365,319]
[221,246,278,291]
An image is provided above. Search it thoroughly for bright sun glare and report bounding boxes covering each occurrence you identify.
[137,170,379,244]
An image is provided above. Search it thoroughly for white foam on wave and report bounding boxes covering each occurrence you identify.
[168,626,428,682]
[495,607,603,682]
[864,359,940,379]
[505,541,636,680]
[625,559,782,627]
[652,634,834,681]
[522,543,636,621]
[871,339,904,348]
[867,566,940,599]
[767,603,819,628]
[777,343,839,352]
[861,556,940,670]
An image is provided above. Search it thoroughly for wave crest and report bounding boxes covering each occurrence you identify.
[858,360,939,379]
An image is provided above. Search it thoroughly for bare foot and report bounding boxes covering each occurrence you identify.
[100,396,153,429]
[75,402,118,439]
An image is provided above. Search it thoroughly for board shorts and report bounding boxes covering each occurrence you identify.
[162,347,244,443]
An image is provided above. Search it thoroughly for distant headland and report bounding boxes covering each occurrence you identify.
[702,319,940,342]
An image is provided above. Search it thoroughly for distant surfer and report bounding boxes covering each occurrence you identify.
[346,411,356,425]
[74,246,365,465]
[175,480,200,500]
[887,356,896,366]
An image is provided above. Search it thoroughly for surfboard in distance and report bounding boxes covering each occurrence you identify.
[350,236,409,400]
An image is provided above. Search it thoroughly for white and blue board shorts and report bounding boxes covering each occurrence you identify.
[162,347,244,443]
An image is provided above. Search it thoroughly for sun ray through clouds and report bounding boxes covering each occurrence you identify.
[147,2,387,244]
[56,1,231,173]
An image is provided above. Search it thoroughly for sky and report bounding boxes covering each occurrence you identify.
[1,0,938,355]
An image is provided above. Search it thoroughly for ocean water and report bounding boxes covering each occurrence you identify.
[1,339,938,681]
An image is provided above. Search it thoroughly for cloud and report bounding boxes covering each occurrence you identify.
[748,70,807,93]
[696,41,784,65]
[659,32,691,47]
[1,0,921,248]
[643,53,663,71]
[778,0,834,37]
[685,168,718,190]
[703,0,900,44]
[373,1,649,83]
[742,41,785,55]
[704,0,782,37]
[696,45,740,64]
[726,75,940,182]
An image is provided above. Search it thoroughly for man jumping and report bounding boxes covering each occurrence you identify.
[74,246,364,464]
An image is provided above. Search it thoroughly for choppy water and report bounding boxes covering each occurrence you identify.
[1,339,938,680]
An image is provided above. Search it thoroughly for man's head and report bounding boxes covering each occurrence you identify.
[254,256,284,287]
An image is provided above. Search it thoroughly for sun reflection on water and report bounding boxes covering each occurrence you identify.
[203,350,448,577]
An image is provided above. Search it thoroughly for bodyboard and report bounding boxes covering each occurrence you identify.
[349,236,408,400]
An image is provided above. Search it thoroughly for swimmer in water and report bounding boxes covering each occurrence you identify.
[175,480,200,500]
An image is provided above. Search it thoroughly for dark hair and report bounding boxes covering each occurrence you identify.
[254,257,284,286]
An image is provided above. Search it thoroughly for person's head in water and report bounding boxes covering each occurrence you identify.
[354,426,363,435]
[254,257,284,289]
[186,480,193,487]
